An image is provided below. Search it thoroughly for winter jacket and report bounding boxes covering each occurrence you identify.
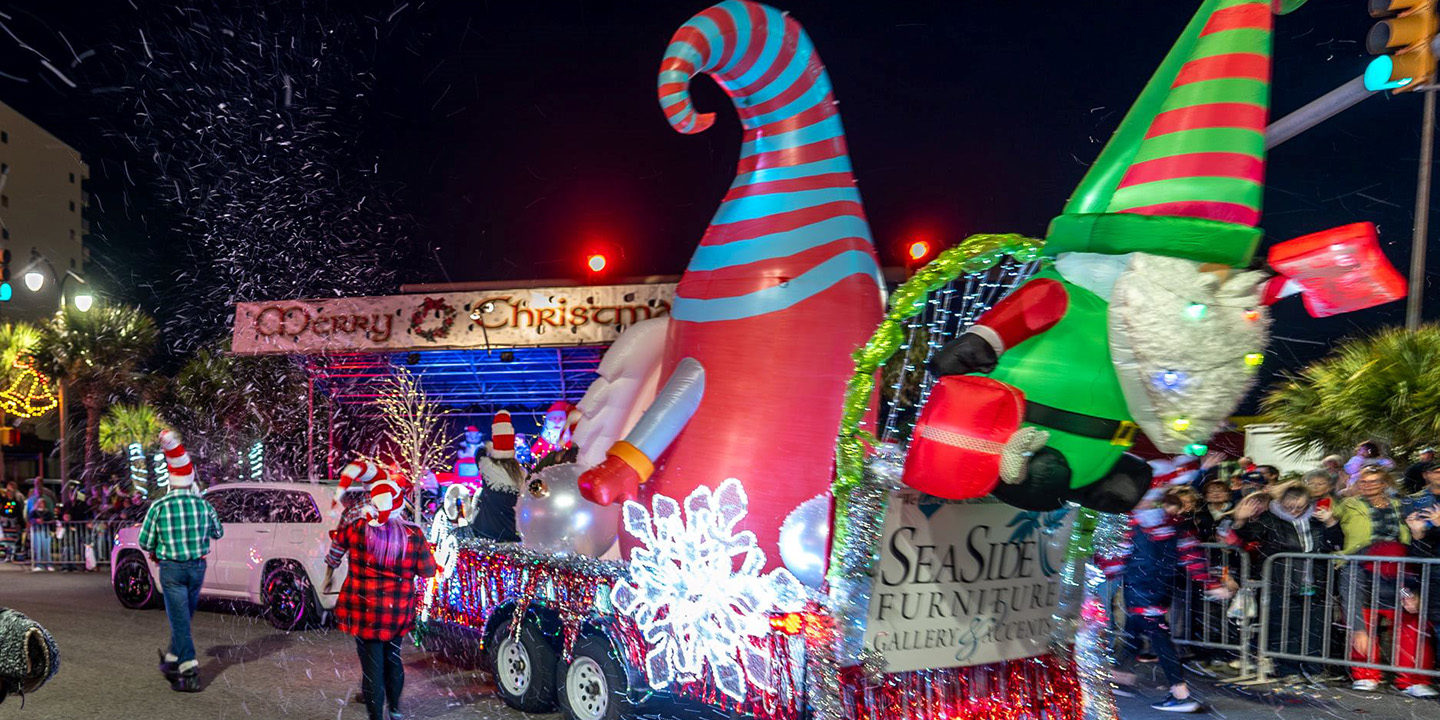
[0,608,59,704]
[1230,503,1342,580]
[1333,496,1411,556]
[1099,510,1209,613]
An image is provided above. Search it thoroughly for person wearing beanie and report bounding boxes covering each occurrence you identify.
[323,457,438,720]
[473,411,523,543]
[138,430,223,692]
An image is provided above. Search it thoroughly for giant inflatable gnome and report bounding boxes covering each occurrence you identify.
[915,0,1403,513]
[578,0,885,568]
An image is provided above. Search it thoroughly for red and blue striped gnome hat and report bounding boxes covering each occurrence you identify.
[159,430,195,488]
[1046,0,1291,267]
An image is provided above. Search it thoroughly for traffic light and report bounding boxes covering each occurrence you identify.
[903,238,937,270]
[586,252,608,274]
[1366,0,1439,92]
[0,249,9,302]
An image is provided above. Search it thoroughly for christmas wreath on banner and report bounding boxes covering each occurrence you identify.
[409,297,457,342]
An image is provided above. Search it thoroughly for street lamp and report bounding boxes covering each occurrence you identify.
[21,253,93,312]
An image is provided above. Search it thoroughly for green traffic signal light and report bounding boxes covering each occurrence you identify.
[1367,56,1415,90]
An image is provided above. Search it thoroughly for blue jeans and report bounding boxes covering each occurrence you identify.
[30,526,51,567]
[159,559,207,665]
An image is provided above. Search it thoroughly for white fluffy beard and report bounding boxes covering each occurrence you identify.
[1107,254,1270,454]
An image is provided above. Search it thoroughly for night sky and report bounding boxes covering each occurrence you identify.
[0,0,1429,381]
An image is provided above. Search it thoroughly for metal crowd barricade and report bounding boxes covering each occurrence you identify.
[1258,552,1440,683]
[1170,543,1254,676]
[26,521,117,569]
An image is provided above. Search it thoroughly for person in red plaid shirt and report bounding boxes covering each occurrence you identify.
[323,465,437,720]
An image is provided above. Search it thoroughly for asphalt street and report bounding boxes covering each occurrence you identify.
[3,564,1438,720]
[0,564,537,720]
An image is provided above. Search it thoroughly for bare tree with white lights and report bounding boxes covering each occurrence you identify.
[374,366,453,516]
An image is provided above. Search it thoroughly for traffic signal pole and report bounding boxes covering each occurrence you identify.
[1408,88,1435,330]
[1265,75,1374,150]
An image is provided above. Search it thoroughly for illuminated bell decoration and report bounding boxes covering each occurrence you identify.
[1169,417,1192,433]
[0,359,58,418]
[1183,303,1208,320]
[1244,352,1264,367]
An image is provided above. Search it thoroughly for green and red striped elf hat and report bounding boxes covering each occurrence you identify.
[1047,0,1292,267]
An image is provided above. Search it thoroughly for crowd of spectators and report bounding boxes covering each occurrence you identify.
[0,475,154,569]
[1108,442,1440,709]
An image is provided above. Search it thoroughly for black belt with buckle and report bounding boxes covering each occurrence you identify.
[1024,400,1138,447]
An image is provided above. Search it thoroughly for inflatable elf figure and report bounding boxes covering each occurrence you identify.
[916,0,1403,513]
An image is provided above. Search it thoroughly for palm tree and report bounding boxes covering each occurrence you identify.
[99,403,166,497]
[32,305,158,482]
[157,344,307,482]
[1261,325,1440,461]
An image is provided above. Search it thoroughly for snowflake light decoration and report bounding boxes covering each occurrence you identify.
[612,477,804,701]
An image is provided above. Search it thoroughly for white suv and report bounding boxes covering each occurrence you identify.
[110,482,350,631]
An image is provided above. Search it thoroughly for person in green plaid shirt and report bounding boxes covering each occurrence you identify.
[139,431,222,693]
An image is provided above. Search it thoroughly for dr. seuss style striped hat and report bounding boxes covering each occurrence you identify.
[159,430,195,488]
[489,410,516,460]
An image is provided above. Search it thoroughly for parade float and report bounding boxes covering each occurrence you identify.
[407,1,1408,719]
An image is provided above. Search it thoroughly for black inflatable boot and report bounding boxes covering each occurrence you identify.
[1067,453,1152,514]
[991,446,1071,511]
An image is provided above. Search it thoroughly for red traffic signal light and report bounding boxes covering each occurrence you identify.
[586,253,608,273]
[907,240,931,262]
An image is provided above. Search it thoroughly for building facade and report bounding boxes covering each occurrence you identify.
[0,100,88,323]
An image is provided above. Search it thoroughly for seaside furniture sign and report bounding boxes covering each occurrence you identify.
[231,283,675,355]
[862,492,1073,673]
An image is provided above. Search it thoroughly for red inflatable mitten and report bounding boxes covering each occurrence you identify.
[578,449,646,506]
[903,376,1048,499]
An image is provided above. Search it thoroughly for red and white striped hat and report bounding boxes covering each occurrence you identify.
[336,459,381,505]
[159,430,195,488]
[362,469,404,527]
[489,410,515,459]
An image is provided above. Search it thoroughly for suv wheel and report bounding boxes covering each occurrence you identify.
[556,635,634,720]
[263,564,319,631]
[488,618,557,712]
[114,553,160,609]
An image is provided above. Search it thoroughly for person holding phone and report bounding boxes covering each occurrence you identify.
[1228,484,1342,682]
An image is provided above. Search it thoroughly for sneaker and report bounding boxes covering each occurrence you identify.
[46,566,55,572]
[170,669,201,693]
[1111,684,1139,698]
[1138,652,1159,663]
[31,566,42,572]
[1403,685,1439,698]
[157,650,180,680]
[388,710,405,720]
[1151,694,1201,713]
[1353,679,1381,692]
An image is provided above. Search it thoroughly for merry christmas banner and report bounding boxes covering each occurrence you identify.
[863,493,1074,673]
[231,282,675,355]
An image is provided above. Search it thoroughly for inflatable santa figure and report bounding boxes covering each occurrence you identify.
[529,401,575,460]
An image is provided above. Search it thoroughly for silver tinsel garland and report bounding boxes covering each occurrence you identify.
[809,448,904,720]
